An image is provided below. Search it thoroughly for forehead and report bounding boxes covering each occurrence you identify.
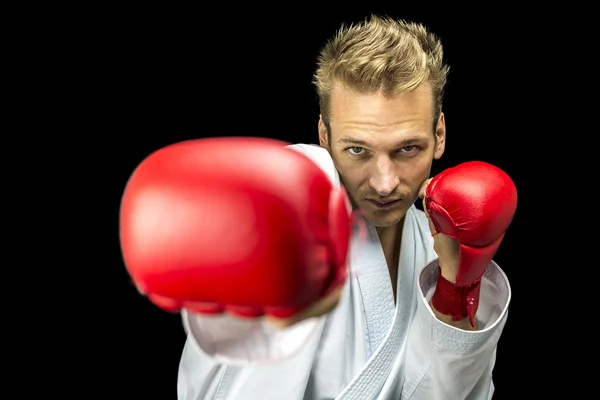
[328,84,435,143]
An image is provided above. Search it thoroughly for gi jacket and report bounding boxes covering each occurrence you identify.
[177,144,511,400]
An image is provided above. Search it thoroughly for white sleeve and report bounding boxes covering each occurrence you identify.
[181,312,324,365]
[178,143,337,366]
[286,143,341,187]
[404,259,511,399]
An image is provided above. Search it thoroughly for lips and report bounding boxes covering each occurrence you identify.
[366,199,401,209]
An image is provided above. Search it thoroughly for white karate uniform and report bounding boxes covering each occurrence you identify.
[177,144,511,400]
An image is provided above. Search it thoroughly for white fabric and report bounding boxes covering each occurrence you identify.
[177,143,511,400]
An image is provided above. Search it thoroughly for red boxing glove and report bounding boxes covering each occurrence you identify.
[119,137,353,320]
[425,161,518,326]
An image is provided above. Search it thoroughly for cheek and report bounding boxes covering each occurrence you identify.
[335,163,369,196]
[401,156,433,183]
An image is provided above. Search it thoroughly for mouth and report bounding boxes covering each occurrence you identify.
[366,199,401,209]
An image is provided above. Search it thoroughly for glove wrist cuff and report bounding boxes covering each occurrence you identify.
[431,265,481,327]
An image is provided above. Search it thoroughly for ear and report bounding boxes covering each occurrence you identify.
[318,115,329,149]
[433,112,446,160]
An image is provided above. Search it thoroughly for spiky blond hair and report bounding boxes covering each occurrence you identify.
[314,15,449,129]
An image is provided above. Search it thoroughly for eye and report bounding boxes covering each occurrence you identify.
[347,146,364,155]
[398,145,419,154]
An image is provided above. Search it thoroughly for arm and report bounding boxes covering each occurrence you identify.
[405,257,510,399]
[404,161,517,398]
[420,161,517,331]
[119,138,351,364]
[177,142,349,365]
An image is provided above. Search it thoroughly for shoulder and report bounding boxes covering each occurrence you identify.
[286,143,340,187]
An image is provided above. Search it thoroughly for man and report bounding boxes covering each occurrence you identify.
[120,14,516,399]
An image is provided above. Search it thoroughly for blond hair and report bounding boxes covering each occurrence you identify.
[313,15,449,130]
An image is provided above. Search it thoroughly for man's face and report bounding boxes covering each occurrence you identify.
[319,84,446,228]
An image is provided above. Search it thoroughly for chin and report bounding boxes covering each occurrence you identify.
[357,200,407,228]
[363,213,404,228]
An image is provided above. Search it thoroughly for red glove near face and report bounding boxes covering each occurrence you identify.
[425,161,518,326]
[119,137,353,320]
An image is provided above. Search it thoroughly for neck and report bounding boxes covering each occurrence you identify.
[376,217,404,302]
[375,217,404,244]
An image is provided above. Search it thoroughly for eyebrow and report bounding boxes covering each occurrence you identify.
[337,136,428,147]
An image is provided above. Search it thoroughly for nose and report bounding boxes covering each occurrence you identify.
[369,156,399,197]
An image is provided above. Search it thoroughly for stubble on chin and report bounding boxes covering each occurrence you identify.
[364,212,403,228]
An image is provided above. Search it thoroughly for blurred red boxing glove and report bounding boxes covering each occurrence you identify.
[119,137,353,324]
[424,161,518,326]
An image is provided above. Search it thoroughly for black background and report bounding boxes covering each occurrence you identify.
[76,3,565,399]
